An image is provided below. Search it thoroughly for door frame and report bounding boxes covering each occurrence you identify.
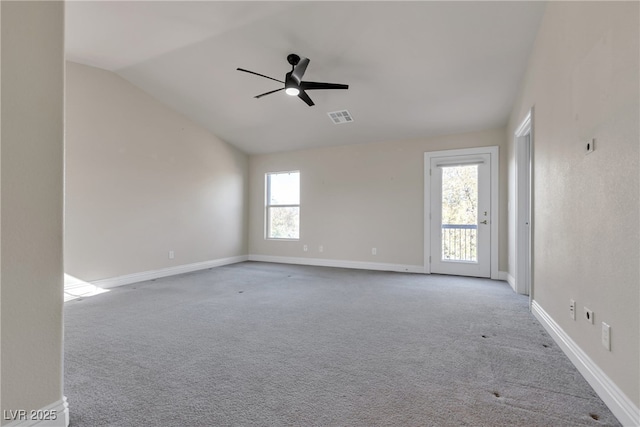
[514,109,534,297]
[424,146,499,279]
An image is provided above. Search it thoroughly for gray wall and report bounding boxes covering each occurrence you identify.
[1,1,65,422]
[65,62,249,282]
[249,128,508,271]
[508,1,639,408]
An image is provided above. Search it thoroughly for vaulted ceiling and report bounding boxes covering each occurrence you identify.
[65,1,546,154]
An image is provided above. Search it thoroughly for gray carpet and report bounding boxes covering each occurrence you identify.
[64,262,620,426]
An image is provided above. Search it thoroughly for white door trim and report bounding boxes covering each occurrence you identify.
[514,109,534,297]
[424,146,499,279]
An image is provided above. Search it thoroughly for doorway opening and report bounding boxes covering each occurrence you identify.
[514,110,533,296]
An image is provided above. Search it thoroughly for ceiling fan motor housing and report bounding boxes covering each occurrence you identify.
[286,71,300,88]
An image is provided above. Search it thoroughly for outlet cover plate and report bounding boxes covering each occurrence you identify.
[584,307,594,324]
[585,138,595,154]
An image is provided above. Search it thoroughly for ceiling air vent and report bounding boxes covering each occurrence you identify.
[327,110,353,124]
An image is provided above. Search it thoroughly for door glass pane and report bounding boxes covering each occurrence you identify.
[441,165,478,262]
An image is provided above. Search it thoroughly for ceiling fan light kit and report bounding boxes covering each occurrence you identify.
[285,87,300,96]
[237,53,349,107]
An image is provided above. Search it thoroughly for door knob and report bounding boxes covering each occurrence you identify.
[480,220,488,225]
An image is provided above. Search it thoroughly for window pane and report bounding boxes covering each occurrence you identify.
[441,165,478,262]
[268,207,300,239]
[268,172,300,205]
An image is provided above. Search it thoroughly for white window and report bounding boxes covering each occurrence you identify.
[266,171,300,239]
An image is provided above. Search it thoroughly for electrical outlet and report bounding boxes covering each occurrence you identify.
[584,307,594,324]
[372,247,377,255]
[319,245,323,253]
[168,250,175,259]
[602,322,611,351]
[303,245,308,252]
[569,299,576,320]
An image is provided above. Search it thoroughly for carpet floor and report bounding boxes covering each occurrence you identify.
[64,262,620,426]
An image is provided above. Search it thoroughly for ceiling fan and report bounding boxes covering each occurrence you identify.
[237,53,349,107]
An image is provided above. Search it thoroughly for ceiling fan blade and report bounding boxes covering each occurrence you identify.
[237,68,284,84]
[300,81,349,91]
[291,57,310,83]
[254,88,285,98]
[298,90,315,106]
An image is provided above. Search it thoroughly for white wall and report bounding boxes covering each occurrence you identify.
[65,62,249,282]
[1,1,66,424]
[508,0,639,414]
[249,128,507,272]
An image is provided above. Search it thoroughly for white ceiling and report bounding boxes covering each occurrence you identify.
[65,1,546,155]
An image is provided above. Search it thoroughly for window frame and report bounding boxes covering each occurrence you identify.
[265,170,300,240]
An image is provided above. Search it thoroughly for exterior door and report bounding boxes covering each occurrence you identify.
[429,153,491,277]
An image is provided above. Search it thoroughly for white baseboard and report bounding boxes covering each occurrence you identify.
[3,396,69,427]
[91,255,249,289]
[506,272,516,291]
[497,271,509,282]
[531,301,639,427]
[248,254,424,274]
